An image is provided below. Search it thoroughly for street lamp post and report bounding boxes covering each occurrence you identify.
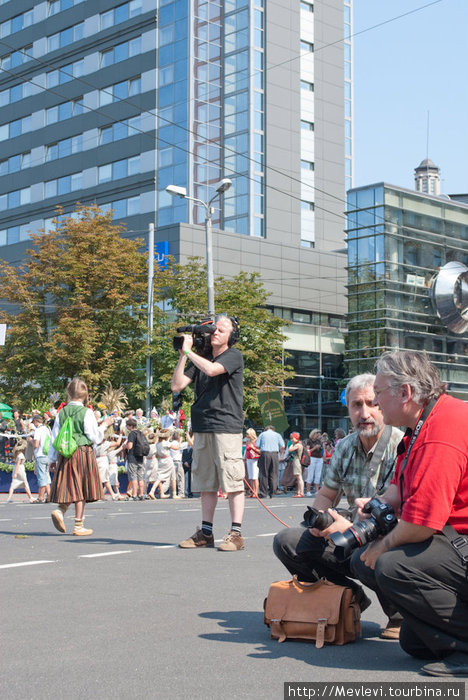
[166,178,232,317]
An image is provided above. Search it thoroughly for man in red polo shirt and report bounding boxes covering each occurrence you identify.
[349,350,468,677]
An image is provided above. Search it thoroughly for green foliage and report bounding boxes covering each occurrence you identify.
[0,461,35,473]
[0,205,150,404]
[152,257,293,423]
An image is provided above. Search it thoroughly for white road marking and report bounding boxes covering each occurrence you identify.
[154,544,177,549]
[79,551,132,559]
[0,518,12,521]
[257,532,277,537]
[0,560,56,569]
[177,509,199,512]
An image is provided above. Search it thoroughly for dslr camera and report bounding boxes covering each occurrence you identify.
[173,318,216,358]
[302,497,398,562]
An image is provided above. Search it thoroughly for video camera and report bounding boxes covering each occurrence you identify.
[173,318,216,358]
[302,497,398,562]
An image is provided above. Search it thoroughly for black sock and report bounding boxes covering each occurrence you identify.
[201,521,213,536]
[231,522,242,534]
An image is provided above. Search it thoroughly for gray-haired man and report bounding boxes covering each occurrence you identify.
[273,373,403,638]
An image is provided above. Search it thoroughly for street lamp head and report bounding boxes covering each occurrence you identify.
[215,178,232,194]
[166,184,187,198]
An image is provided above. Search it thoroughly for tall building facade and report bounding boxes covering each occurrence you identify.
[346,182,468,399]
[0,0,350,430]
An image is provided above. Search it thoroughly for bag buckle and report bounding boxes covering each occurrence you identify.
[452,536,468,563]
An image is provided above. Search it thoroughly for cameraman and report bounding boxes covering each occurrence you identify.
[350,351,468,677]
[273,373,403,638]
[171,315,245,551]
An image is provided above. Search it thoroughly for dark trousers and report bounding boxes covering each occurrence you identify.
[273,527,401,622]
[258,451,279,498]
[350,534,468,659]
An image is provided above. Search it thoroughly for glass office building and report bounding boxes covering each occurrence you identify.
[0,0,350,429]
[346,183,468,398]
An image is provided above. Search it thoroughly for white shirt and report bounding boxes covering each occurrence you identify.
[34,425,50,458]
[48,401,106,463]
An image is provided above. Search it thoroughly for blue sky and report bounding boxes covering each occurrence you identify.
[353,0,468,194]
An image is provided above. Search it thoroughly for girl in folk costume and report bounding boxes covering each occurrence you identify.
[48,378,113,536]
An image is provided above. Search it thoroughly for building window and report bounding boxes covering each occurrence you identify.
[99,115,141,144]
[100,37,141,67]
[0,44,33,70]
[0,151,31,176]
[0,81,34,106]
[0,115,32,141]
[47,97,84,125]
[100,195,141,219]
[301,200,315,211]
[300,40,314,52]
[300,1,314,11]
[99,76,141,105]
[45,172,83,198]
[0,9,34,38]
[301,119,314,131]
[0,187,31,211]
[100,0,142,30]
[300,80,314,92]
[301,160,315,171]
[47,22,84,51]
[49,0,85,16]
[46,134,83,161]
[98,155,141,183]
[46,59,84,88]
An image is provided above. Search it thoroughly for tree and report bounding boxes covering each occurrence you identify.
[0,205,149,405]
[151,257,293,424]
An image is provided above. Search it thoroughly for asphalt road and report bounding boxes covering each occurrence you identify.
[0,495,430,699]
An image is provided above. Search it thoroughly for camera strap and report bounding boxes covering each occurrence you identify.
[398,397,438,505]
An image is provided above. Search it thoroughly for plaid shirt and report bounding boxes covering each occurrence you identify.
[323,426,403,508]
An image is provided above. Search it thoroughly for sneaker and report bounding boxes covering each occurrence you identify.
[73,527,93,537]
[179,528,214,548]
[305,492,313,497]
[51,509,66,533]
[217,531,245,551]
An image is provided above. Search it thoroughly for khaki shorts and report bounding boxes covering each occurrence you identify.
[192,432,244,493]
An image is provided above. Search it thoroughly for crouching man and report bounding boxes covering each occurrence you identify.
[273,373,403,638]
[350,351,468,677]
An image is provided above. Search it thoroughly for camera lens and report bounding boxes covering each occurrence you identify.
[301,506,334,530]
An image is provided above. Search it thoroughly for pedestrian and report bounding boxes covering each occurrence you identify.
[305,428,323,496]
[6,439,34,503]
[256,425,285,499]
[288,431,305,498]
[28,415,51,504]
[244,428,260,497]
[123,417,146,500]
[48,377,113,536]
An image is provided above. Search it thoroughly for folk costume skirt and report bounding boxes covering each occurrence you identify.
[50,445,104,504]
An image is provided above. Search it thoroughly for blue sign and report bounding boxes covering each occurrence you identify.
[340,389,347,406]
[155,241,169,268]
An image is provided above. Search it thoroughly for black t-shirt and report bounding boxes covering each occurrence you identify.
[127,429,143,464]
[184,347,243,433]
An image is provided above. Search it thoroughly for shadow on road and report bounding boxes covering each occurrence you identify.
[199,610,422,672]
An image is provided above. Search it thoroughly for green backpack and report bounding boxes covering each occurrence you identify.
[52,416,78,459]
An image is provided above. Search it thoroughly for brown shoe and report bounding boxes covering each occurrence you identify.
[51,509,66,533]
[381,620,402,639]
[179,528,214,548]
[217,531,244,551]
[73,527,93,537]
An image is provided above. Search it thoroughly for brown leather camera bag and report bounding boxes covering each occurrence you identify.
[264,576,361,648]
